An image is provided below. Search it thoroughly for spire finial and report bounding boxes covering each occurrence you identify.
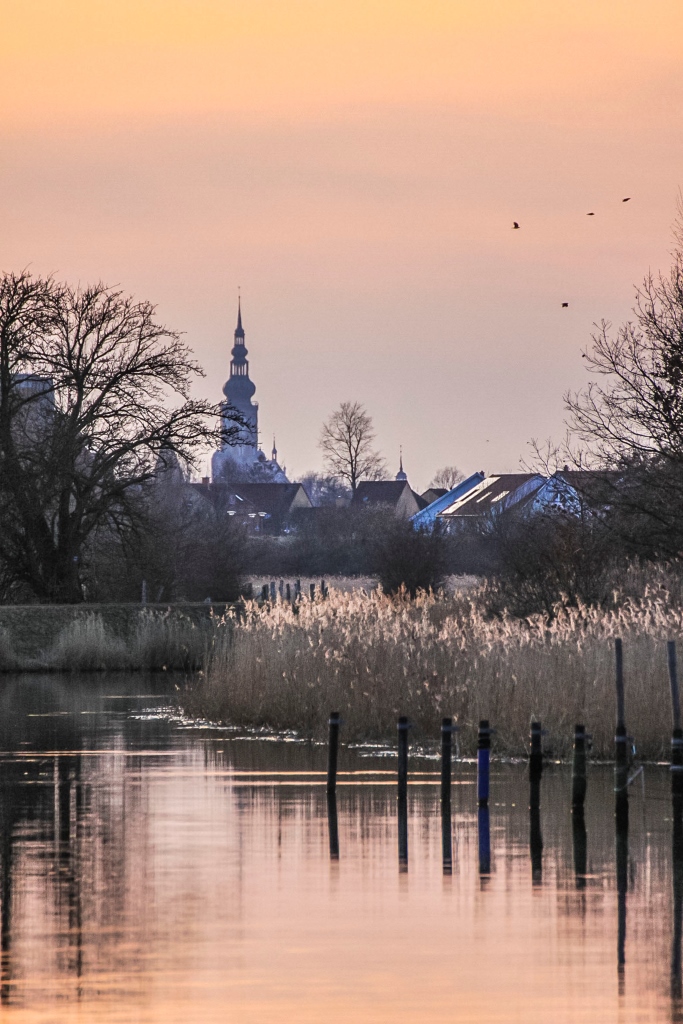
[272,434,277,461]
[235,290,244,338]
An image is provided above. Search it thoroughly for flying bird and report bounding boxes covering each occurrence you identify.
[562,302,569,307]
[587,212,595,216]
[513,222,520,229]
[622,197,631,202]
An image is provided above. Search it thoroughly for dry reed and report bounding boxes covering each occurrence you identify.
[187,586,683,759]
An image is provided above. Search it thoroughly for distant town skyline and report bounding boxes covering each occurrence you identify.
[1,0,682,491]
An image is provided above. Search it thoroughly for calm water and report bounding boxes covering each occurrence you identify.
[0,675,679,1022]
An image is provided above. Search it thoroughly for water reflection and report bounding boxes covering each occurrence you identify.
[0,674,679,1022]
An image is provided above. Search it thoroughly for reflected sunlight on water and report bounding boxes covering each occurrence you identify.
[0,674,679,1022]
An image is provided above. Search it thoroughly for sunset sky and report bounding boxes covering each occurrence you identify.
[1,0,682,488]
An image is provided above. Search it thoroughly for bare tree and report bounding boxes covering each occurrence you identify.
[318,401,385,492]
[0,272,236,602]
[563,213,683,555]
[429,465,465,490]
[299,471,351,507]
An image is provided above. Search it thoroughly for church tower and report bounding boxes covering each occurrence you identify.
[211,299,288,484]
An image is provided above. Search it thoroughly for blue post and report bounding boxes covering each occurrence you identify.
[477,719,491,808]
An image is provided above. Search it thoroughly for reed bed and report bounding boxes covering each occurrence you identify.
[187,586,683,760]
[45,610,208,672]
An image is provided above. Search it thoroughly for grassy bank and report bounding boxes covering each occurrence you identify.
[0,604,229,672]
[184,586,683,760]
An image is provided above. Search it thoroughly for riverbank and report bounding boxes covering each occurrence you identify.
[184,585,683,760]
[0,603,229,671]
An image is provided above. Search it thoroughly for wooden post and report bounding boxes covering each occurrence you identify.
[261,584,268,602]
[310,582,316,601]
[141,579,147,605]
[286,582,291,603]
[321,579,327,598]
[269,581,276,602]
[668,642,683,801]
[327,712,340,794]
[614,638,629,831]
[295,579,301,600]
[572,725,587,811]
[397,716,409,869]
[278,579,284,599]
[441,717,453,874]
[529,720,543,780]
[477,720,491,808]
[327,791,340,861]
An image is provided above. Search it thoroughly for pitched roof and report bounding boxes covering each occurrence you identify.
[351,481,412,508]
[438,474,545,517]
[192,481,311,518]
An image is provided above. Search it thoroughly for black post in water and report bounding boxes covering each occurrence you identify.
[397,717,409,870]
[270,581,276,602]
[441,717,453,874]
[327,713,341,794]
[572,810,587,890]
[529,722,543,885]
[310,582,316,601]
[286,582,291,603]
[669,642,683,800]
[295,579,301,600]
[477,720,491,808]
[616,806,629,982]
[572,725,587,811]
[614,638,629,832]
[261,584,268,602]
[327,791,340,861]
[478,805,491,880]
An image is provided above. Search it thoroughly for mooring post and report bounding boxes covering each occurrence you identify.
[327,712,340,794]
[270,580,276,602]
[614,638,629,831]
[397,716,409,869]
[529,721,543,780]
[327,791,340,861]
[261,584,268,603]
[441,717,453,874]
[669,642,683,802]
[295,579,301,600]
[572,724,587,811]
[321,579,327,598]
[279,579,284,599]
[286,582,291,603]
[310,582,316,601]
[477,720,491,808]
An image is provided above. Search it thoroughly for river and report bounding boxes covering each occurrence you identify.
[0,672,679,1022]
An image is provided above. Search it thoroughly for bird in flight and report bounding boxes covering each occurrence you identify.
[562,302,569,307]
[587,212,595,216]
[513,222,520,229]
[622,197,631,202]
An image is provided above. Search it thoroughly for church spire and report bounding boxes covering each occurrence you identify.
[235,294,244,339]
[395,447,407,481]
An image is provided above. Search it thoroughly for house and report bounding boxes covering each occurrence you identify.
[421,487,448,505]
[436,473,546,525]
[351,480,425,518]
[530,469,620,516]
[191,481,311,532]
[411,472,486,530]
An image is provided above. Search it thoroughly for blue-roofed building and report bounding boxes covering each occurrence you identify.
[410,472,486,530]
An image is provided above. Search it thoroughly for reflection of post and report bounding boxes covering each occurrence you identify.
[0,824,12,1005]
[529,722,543,885]
[478,805,491,878]
[572,809,587,889]
[327,791,340,861]
[441,717,453,875]
[397,717,409,871]
[616,806,628,982]
[327,713,340,794]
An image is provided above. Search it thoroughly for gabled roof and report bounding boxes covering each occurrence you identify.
[531,470,621,514]
[411,472,486,528]
[351,481,413,508]
[192,481,311,518]
[438,473,545,517]
[421,487,448,502]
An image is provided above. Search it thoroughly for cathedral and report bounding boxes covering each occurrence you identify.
[211,301,288,484]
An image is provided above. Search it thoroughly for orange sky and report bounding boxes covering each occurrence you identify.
[1,0,682,485]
